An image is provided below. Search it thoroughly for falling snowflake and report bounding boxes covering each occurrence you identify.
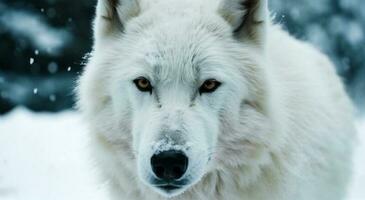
[33,88,38,94]
[48,62,58,74]
[49,94,57,102]
[30,58,34,65]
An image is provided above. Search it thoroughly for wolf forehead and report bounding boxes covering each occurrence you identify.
[96,0,252,87]
[111,18,239,83]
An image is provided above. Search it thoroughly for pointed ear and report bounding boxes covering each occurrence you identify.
[94,0,140,41]
[218,0,268,47]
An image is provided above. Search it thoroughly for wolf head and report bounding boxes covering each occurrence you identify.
[78,0,275,198]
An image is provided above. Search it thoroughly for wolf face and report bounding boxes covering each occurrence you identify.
[124,24,248,197]
[79,0,271,198]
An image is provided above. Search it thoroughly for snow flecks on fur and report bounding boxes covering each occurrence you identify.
[151,137,192,155]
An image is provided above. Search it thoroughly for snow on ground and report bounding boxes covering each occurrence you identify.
[0,108,364,200]
[0,108,108,200]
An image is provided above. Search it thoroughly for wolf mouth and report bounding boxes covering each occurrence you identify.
[152,179,188,193]
[157,184,182,192]
[151,178,189,186]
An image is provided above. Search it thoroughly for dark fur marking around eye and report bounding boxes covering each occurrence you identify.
[243,100,264,113]
[154,89,162,108]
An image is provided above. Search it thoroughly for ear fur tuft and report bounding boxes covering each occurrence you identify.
[218,0,268,46]
[94,0,140,42]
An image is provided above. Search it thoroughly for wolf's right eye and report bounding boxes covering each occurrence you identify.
[133,77,153,94]
[199,79,221,94]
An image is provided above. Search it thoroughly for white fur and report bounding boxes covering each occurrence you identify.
[77,0,356,199]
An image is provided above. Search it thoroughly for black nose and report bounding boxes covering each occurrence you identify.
[151,150,188,181]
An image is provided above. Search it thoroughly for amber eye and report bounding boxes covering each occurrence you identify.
[199,79,221,94]
[133,77,153,93]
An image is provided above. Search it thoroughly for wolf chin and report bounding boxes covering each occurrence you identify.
[77,0,356,199]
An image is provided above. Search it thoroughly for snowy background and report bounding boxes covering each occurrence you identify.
[0,0,364,113]
[0,0,364,199]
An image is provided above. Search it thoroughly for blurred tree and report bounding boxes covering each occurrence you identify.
[0,0,95,113]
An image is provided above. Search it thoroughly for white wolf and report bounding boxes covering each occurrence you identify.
[77,0,356,199]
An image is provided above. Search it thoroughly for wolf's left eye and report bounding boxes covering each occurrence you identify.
[199,79,221,94]
[133,77,153,93]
